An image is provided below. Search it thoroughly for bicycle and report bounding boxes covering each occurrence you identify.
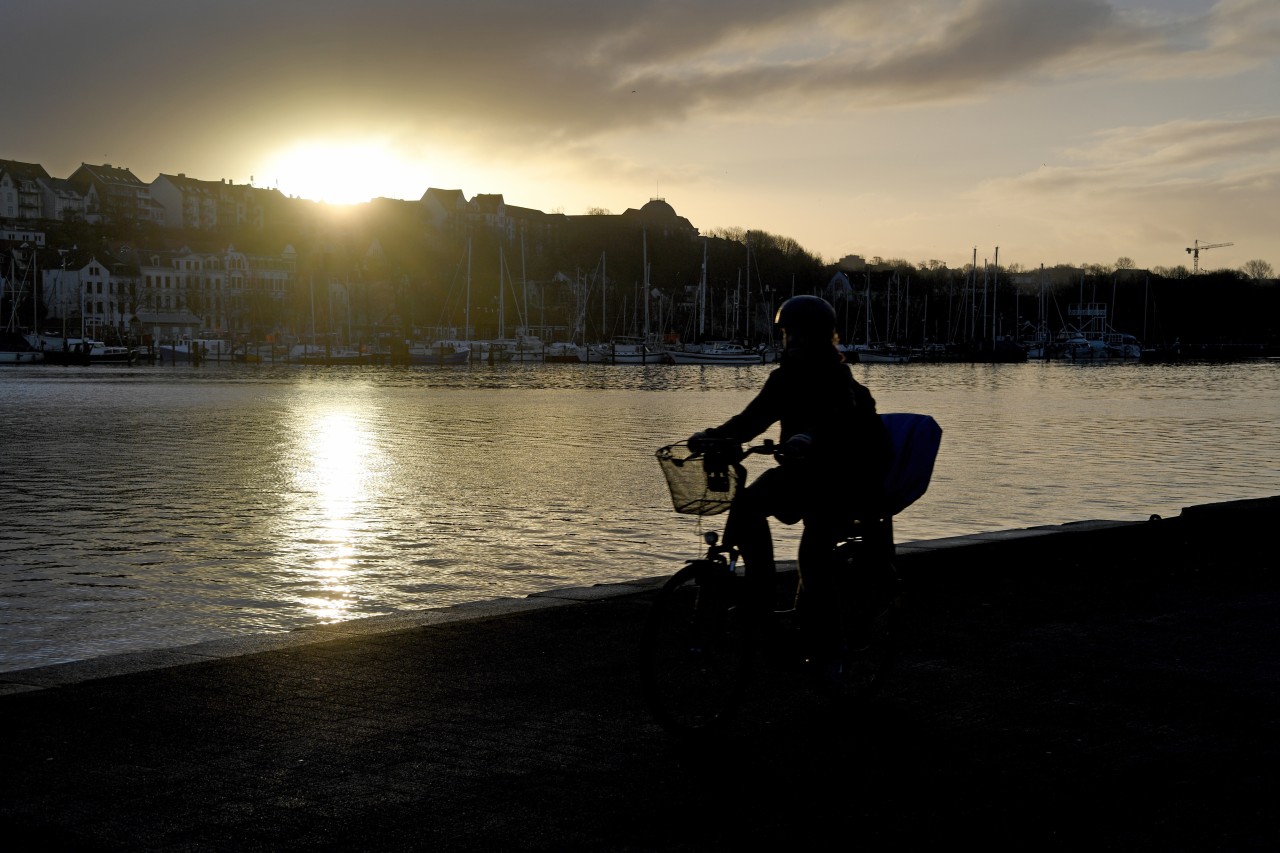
[641,413,941,739]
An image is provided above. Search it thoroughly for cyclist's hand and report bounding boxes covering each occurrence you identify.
[779,432,815,464]
[687,430,715,454]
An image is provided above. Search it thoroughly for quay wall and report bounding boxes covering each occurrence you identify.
[893,495,1277,586]
[2,494,1275,693]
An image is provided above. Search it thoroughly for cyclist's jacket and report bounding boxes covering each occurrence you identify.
[703,345,893,509]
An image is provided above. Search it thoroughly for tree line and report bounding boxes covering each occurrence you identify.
[14,208,1277,351]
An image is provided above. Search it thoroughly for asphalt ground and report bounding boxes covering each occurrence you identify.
[2,497,1277,851]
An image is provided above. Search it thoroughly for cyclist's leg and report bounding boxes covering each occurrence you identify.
[796,513,845,666]
[722,468,787,617]
[823,516,901,698]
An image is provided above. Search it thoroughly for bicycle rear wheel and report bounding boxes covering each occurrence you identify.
[640,561,752,737]
[834,562,901,701]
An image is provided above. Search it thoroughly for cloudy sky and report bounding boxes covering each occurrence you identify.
[5,0,1277,271]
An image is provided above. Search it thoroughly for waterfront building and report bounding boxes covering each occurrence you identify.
[150,173,266,231]
[134,244,295,340]
[38,177,87,222]
[67,163,163,227]
[0,159,50,221]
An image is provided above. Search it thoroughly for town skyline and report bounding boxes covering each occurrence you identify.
[3,1,1278,273]
[5,155,1273,281]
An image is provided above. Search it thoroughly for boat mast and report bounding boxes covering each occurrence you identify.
[993,245,999,343]
[465,237,472,343]
[81,252,88,343]
[642,228,649,341]
[970,246,977,343]
[886,271,892,344]
[905,275,911,348]
[865,271,872,347]
[744,232,750,342]
[699,237,707,338]
[32,247,39,335]
[309,273,316,347]
[327,277,335,349]
[60,249,69,339]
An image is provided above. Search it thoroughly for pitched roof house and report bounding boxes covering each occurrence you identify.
[0,159,51,220]
[67,163,161,226]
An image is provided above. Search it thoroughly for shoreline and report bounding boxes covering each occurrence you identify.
[5,495,1273,694]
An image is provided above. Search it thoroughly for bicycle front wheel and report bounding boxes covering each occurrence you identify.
[640,561,752,737]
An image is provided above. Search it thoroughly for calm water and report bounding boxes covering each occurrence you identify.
[2,359,1278,672]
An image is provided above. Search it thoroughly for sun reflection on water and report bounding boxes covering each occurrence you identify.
[292,408,381,622]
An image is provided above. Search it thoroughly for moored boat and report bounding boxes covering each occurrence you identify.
[543,342,585,363]
[289,343,374,365]
[1058,303,1140,362]
[665,341,764,365]
[28,334,134,364]
[406,341,472,364]
[1,332,43,364]
[580,336,666,364]
[847,342,911,364]
[159,338,232,364]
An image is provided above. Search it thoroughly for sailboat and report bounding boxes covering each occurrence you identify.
[287,274,368,364]
[3,245,44,364]
[582,229,665,364]
[848,272,909,363]
[665,341,764,365]
[666,238,762,365]
[486,244,545,362]
[412,240,475,364]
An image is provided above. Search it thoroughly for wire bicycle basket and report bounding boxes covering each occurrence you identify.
[655,442,742,516]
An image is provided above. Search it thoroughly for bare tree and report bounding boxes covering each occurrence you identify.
[1115,256,1136,271]
[1241,259,1275,280]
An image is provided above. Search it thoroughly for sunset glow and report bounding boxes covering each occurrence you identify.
[263,139,434,205]
[5,1,1279,270]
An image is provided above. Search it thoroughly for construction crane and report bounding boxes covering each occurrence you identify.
[1185,239,1234,274]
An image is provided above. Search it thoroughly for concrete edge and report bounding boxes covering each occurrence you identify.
[3,498,1272,696]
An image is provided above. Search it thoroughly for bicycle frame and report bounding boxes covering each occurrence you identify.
[643,440,903,738]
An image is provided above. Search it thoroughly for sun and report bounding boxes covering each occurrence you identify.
[262,138,430,205]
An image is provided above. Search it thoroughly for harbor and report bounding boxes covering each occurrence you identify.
[2,359,1278,673]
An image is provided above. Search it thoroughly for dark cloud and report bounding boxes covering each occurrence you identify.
[3,0,1273,171]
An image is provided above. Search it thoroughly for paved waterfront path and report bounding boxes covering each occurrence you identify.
[2,499,1278,851]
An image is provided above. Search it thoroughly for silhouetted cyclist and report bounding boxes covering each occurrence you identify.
[689,295,893,676]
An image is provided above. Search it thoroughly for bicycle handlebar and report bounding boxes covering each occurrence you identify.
[684,437,776,465]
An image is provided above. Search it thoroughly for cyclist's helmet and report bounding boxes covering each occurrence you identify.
[775,295,837,338]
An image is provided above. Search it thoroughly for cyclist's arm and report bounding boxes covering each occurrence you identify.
[699,372,785,444]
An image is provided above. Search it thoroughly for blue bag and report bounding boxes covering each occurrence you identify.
[879,413,942,516]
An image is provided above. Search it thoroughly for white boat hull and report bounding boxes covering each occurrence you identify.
[579,341,665,364]
[855,352,910,364]
[666,350,763,365]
